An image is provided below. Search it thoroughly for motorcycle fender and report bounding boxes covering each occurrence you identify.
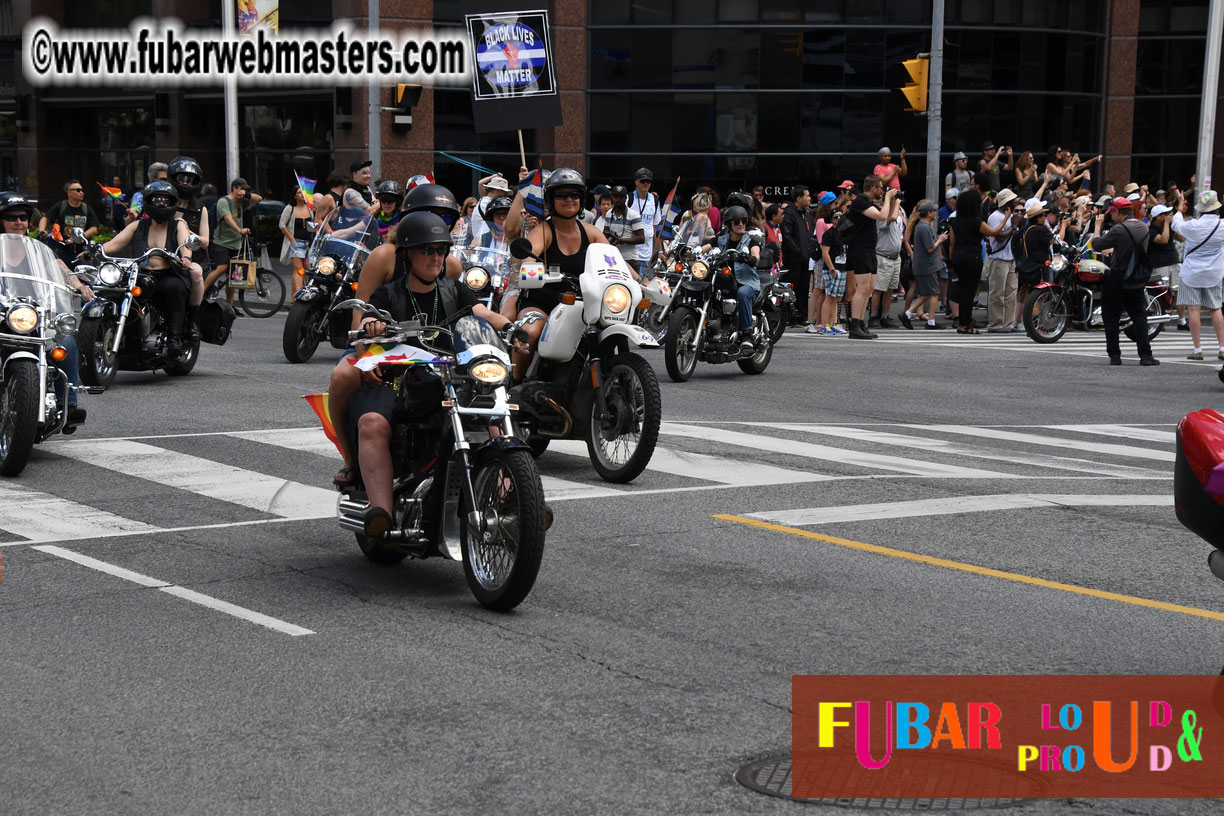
[82,299,115,319]
[2,350,40,381]
[681,280,710,294]
[1031,282,1060,291]
[295,287,321,302]
[473,435,533,468]
[598,323,659,350]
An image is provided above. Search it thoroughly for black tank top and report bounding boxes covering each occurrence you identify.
[177,200,204,235]
[293,215,311,240]
[544,219,589,279]
[131,218,178,260]
[347,182,373,205]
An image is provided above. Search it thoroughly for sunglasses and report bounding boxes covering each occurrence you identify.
[416,244,451,256]
[377,197,400,205]
[552,191,582,202]
[730,219,748,226]
[148,196,175,207]
[67,188,84,193]
[2,212,30,222]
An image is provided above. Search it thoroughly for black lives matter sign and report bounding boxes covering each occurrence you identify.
[462,2,563,133]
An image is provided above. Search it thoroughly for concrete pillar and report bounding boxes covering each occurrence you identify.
[1101,0,1139,185]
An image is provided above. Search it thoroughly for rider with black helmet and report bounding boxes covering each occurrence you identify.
[373,179,404,240]
[466,195,512,250]
[0,191,92,427]
[500,167,611,378]
[167,156,207,336]
[717,203,765,354]
[325,210,519,494]
[101,179,194,354]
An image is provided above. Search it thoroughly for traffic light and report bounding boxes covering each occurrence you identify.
[900,57,928,113]
[393,84,422,131]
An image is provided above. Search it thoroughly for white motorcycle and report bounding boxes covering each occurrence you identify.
[507,238,664,483]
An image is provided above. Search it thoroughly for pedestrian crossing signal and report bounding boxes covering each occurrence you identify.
[394,84,422,131]
[900,57,928,113]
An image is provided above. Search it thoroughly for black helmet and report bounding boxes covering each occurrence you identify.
[723,205,751,222]
[375,179,404,202]
[0,191,34,219]
[543,167,586,210]
[396,211,451,249]
[482,195,513,222]
[144,179,178,222]
[403,183,459,218]
[168,156,203,199]
[725,191,753,213]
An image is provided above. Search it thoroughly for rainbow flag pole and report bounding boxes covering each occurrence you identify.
[97,182,125,202]
[294,170,317,210]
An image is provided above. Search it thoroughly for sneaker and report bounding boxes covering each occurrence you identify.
[868,316,881,328]
[1178,321,1190,331]
[827,325,847,336]
[804,323,820,334]
[925,322,945,330]
[66,406,87,426]
[739,340,755,353]
[1188,351,1204,361]
[1140,355,1161,367]
[898,313,913,330]
[879,316,896,329]
[1218,350,1224,360]
[1109,356,1122,366]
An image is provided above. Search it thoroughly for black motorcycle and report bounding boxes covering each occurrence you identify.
[75,234,208,387]
[283,202,377,363]
[662,247,777,382]
[327,298,548,611]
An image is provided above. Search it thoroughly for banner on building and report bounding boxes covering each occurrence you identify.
[238,0,278,34]
[462,2,563,134]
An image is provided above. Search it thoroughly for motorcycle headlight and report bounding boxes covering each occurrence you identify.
[1049,255,1067,272]
[55,312,78,335]
[691,262,709,280]
[465,267,489,291]
[470,359,509,385]
[316,257,336,277]
[6,305,39,334]
[98,263,123,286]
[603,284,632,314]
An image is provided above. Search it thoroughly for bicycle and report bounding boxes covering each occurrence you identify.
[205,239,287,318]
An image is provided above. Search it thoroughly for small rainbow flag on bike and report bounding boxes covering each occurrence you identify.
[97,182,125,202]
[302,392,343,456]
[295,170,317,210]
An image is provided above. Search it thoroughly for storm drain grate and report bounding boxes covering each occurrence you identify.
[736,755,1035,810]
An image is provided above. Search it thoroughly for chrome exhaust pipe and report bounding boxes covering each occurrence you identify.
[338,512,367,534]
[338,497,368,515]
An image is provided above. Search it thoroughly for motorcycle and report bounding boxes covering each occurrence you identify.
[633,254,677,341]
[321,299,548,611]
[662,246,777,382]
[1022,239,1174,344]
[75,232,205,387]
[506,238,663,484]
[763,268,796,345]
[283,202,379,363]
[0,235,102,475]
[453,244,512,311]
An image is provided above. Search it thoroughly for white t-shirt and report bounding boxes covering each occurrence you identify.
[1173,212,1224,288]
[596,205,644,264]
[985,210,1015,261]
[629,190,661,263]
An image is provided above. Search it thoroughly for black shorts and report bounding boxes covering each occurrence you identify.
[344,383,399,450]
[208,242,236,268]
[847,247,877,276]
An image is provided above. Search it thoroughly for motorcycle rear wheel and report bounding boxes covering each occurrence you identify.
[1123,293,1165,343]
[664,307,700,382]
[767,304,786,345]
[78,316,118,388]
[461,449,546,611]
[283,301,324,363]
[586,352,661,483]
[239,270,287,318]
[738,323,774,375]
[0,359,39,477]
[1023,289,1069,343]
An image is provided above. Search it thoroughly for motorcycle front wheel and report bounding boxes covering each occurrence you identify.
[239,270,287,318]
[586,352,661,483]
[461,449,547,611]
[283,301,324,363]
[664,306,700,382]
[1023,289,1069,343]
[78,316,119,388]
[0,359,39,476]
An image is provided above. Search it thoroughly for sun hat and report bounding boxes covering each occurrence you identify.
[995,189,1018,209]
[1024,199,1048,218]
[1197,190,1221,213]
[1124,182,1140,194]
[485,175,511,193]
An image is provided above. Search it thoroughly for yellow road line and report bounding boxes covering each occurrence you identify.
[715,514,1224,623]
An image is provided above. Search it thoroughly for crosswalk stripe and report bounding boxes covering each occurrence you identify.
[903,425,1175,462]
[0,482,158,545]
[545,438,836,485]
[230,428,339,457]
[745,424,1169,479]
[539,474,624,501]
[1043,424,1176,445]
[661,422,1007,478]
[52,439,337,519]
[745,493,1174,526]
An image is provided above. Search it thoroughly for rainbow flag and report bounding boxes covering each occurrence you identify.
[97,182,125,202]
[295,170,317,210]
[301,392,343,456]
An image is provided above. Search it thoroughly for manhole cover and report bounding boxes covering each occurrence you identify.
[736,755,1035,810]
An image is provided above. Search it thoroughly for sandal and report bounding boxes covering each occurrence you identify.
[956,326,980,335]
[333,466,357,486]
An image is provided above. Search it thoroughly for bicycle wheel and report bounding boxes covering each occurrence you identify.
[239,270,287,318]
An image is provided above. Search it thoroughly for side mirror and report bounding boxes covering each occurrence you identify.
[183,235,202,252]
[72,227,86,245]
[306,221,318,232]
[509,237,534,260]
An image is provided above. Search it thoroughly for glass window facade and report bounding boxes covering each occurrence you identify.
[588,2,1105,196]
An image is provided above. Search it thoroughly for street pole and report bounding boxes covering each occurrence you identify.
[368,0,381,177]
[222,1,239,184]
[1196,0,1223,192]
[925,0,945,203]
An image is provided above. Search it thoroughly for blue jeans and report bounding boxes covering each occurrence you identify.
[54,334,80,408]
[736,283,759,332]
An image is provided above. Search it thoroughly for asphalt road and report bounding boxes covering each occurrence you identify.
[2,302,1222,815]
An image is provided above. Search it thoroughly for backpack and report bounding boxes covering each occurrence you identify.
[1010,224,1030,259]
[1123,225,1153,283]
[1014,225,1044,278]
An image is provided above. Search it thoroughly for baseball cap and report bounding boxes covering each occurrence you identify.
[230,177,250,190]
[1095,194,1112,208]
[837,179,855,189]
[592,184,611,196]
[818,191,837,206]
[1127,192,1142,202]
[918,201,938,216]
[1149,204,1173,217]
[1105,197,1133,214]
[350,159,372,174]
[945,187,959,200]
[953,151,967,162]
[634,167,653,181]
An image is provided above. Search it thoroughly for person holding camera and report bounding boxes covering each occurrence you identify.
[983,189,1021,332]
[595,185,644,274]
